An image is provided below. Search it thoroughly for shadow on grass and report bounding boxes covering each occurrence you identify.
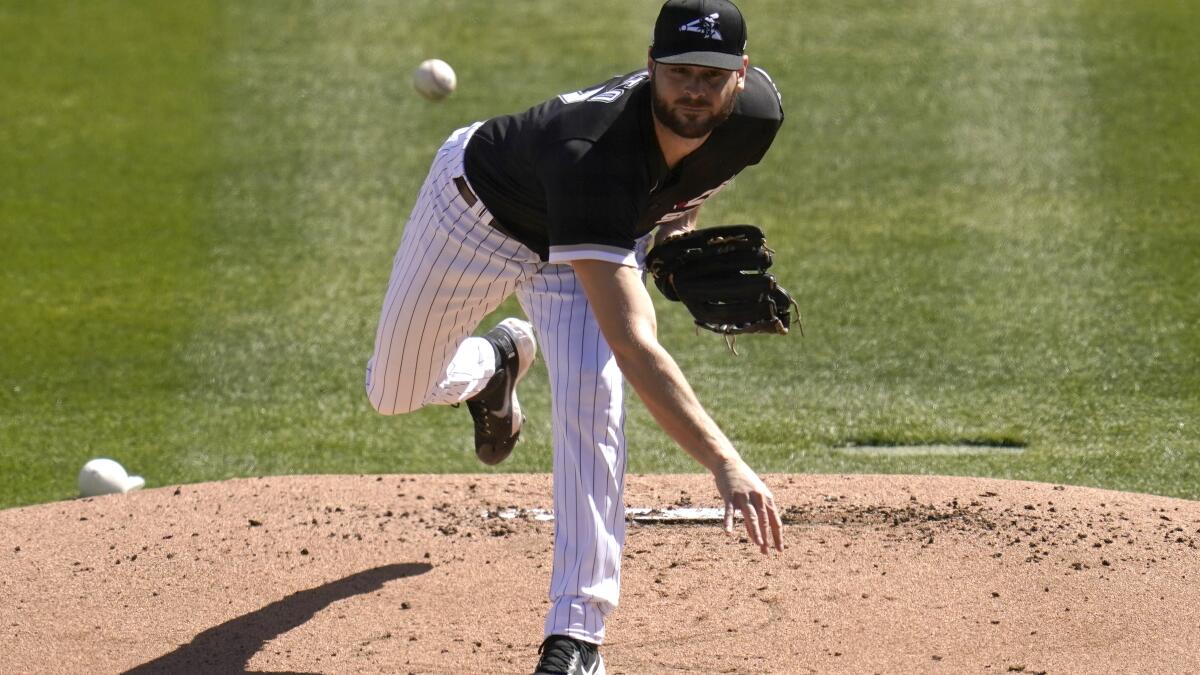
[124,563,432,674]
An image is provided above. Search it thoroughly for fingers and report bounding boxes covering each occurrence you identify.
[746,492,772,554]
[712,467,784,552]
[737,493,784,554]
[766,496,784,552]
[738,494,763,549]
[755,497,770,554]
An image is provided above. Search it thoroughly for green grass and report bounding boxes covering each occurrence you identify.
[2,0,1197,508]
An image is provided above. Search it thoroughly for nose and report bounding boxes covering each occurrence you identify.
[682,74,705,96]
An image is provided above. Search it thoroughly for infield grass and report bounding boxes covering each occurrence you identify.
[2,0,1197,508]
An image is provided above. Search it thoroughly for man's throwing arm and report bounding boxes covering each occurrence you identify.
[570,259,784,553]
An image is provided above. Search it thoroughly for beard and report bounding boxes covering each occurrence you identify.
[650,76,738,139]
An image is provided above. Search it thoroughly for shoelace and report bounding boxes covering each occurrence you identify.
[465,379,495,430]
[468,363,511,436]
[537,637,587,672]
[473,405,494,434]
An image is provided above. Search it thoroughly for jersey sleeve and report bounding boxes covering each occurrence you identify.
[539,139,642,267]
[737,67,785,167]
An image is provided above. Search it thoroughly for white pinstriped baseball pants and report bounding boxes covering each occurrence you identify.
[366,123,633,644]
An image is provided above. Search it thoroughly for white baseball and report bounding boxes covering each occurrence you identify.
[78,458,145,497]
[412,58,457,101]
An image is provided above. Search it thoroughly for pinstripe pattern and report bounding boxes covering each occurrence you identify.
[366,124,632,644]
[517,268,627,643]
[365,124,537,413]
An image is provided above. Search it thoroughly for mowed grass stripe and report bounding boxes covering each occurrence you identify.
[165,2,402,479]
[937,1,1109,440]
[0,2,220,505]
[1083,0,1200,397]
[1071,0,1200,494]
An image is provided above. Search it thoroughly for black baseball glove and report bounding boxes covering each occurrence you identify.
[644,224,801,339]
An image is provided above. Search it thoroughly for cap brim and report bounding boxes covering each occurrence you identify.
[653,51,743,70]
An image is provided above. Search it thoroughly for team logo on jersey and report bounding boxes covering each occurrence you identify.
[679,13,722,41]
[655,178,734,224]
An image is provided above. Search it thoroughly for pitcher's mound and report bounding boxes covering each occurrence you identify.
[2,473,1198,673]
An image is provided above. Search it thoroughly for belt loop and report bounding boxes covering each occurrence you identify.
[453,174,506,235]
[453,175,478,208]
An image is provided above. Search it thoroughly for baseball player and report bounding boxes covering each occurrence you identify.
[365,1,784,672]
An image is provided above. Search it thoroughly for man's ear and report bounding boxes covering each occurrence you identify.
[736,54,749,91]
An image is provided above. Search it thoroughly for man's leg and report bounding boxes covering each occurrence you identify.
[517,264,628,645]
[365,124,537,415]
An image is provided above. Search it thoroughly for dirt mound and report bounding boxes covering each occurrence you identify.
[2,474,1197,673]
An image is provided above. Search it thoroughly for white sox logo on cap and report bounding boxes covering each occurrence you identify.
[651,0,746,70]
[679,12,723,40]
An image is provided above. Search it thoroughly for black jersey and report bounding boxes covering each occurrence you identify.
[463,66,784,265]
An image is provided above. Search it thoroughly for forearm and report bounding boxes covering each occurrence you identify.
[611,337,737,472]
[571,258,738,471]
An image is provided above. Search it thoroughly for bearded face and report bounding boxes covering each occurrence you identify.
[649,63,740,139]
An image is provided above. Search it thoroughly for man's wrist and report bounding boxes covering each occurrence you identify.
[697,445,740,473]
[654,218,696,246]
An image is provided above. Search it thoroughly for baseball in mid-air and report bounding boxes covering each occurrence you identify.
[412,58,457,101]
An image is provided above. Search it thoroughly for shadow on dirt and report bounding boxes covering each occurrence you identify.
[124,562,432,674]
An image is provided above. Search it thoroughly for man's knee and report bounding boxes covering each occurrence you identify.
[364,382,422,416]
[364,389,422,415]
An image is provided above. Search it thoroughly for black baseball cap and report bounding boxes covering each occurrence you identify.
[650,0,747,71]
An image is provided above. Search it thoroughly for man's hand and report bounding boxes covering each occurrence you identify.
[712,457,784,554]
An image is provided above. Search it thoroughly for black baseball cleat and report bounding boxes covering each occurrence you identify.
[533,635,605,675]
[466,318,536,465]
